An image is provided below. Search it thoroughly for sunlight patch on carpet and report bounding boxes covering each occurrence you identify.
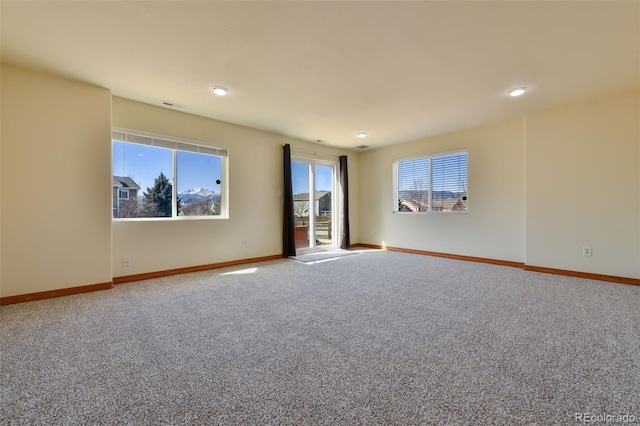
[291,250,358,264]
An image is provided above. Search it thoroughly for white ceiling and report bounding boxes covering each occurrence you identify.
[2,1,638,150]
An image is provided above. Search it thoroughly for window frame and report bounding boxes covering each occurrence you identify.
[118,189,129,200]
[112,127,228,221]
[393,149,468,214]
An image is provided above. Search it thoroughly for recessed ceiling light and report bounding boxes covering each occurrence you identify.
[357,132,367,138]
[212,86,229,96]
[509,87,527,97]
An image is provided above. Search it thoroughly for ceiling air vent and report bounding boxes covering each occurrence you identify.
[160,100,186,109]
[355,145,370,149]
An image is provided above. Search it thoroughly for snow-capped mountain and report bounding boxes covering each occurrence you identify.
[178,188,221,206]
[179,187,218,198]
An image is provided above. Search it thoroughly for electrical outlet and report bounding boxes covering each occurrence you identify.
[123,256,131,267]
[582,246,592,257]
[243,240,247,247]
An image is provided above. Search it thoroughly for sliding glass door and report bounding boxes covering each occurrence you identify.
[291,159,336,254]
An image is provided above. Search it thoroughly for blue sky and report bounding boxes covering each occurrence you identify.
[113,142,221,194]
[292,162,333,195]
[176,151,221,193]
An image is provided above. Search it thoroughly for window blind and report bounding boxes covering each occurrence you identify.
[431,153,467,197]
[394,150,467,213]
[431,152,467,209]
[112,128,227,157]
[397,157,429,212]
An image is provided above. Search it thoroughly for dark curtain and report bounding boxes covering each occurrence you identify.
[282,144,296,257]
[339,155,351,249]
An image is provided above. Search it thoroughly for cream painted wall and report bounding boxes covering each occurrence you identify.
[111,97,358,277]
[526,91,639,278]
[1,65,113,297]
[358,117,526,262]
[0,65,3,294]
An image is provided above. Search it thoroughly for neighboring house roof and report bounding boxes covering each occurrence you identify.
[432,200,463,210]
[293,191,330,201]
[399,199,426,212]
[113,176,141,190]
[399,198,467,212]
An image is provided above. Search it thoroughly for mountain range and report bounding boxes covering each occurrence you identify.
[398,190,465,200]
[178,187,221,206]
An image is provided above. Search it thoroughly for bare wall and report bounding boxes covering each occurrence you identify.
[1,65,112,298]
[525,90,639,278]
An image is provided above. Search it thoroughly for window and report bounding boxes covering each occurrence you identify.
[112,128,227,219]
[394,151,467,213]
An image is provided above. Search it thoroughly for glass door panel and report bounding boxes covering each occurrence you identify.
[291,159,337,254]
[314,164,334,248]
[292,161,311,250]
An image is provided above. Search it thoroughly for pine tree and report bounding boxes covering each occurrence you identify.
[143,172,173,217]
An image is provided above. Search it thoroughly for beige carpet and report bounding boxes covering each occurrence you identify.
[1,249,638,424]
